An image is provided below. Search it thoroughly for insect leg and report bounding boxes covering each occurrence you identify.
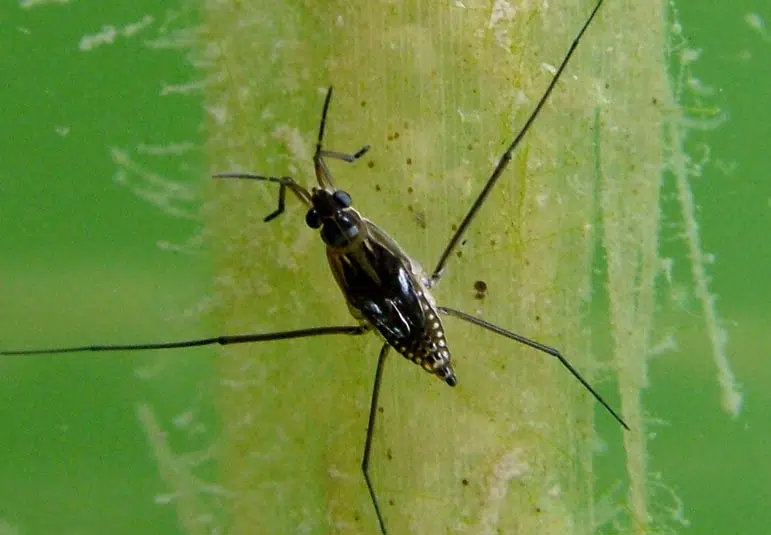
[362,343,390,535]
[1,325,368,356]
[430,0,605,284]
[213,173,312,222]
[438,306,629,430]
[313,87,371,190]
[264,179,287,222]
[317,146,371,163]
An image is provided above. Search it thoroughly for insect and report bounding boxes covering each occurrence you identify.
[3,0,625,532]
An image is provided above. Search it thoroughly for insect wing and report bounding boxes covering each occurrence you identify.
[326,220,429,349]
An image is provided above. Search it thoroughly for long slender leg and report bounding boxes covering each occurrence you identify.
[438,306,629,430]
[430,0,605,284]
[362,343,390,535]
[1,325,368,356]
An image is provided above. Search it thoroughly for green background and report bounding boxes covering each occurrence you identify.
[1,3,212,534]
[1,1,768,534]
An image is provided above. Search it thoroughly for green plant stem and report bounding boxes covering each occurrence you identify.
[203,1,668,533]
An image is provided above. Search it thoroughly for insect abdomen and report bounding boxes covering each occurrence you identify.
[327,229,457,386]
[394,295,456,386]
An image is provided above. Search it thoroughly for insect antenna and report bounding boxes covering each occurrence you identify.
[313,87,371,188]
[431,0,605,283]
[211,52,317,221]
[212,173,313,222]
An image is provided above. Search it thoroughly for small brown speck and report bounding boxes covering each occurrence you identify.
[451,224,458,231]
[414,210,427,229]
[406,157,412,165]
[407,186,414,193]
[360,100,367,107]
[474,280,488,300]
[374,184,381,191]
[393,132,400,140]
[386,448,393,461]
[368,161,375,169]
[461,478,469,486]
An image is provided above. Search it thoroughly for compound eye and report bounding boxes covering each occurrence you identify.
[333,190,352,208]
[305,208,322,229]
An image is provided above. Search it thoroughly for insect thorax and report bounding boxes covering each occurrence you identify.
[324,220,457,386]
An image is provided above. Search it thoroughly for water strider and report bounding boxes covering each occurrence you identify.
[3,0,626,532]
